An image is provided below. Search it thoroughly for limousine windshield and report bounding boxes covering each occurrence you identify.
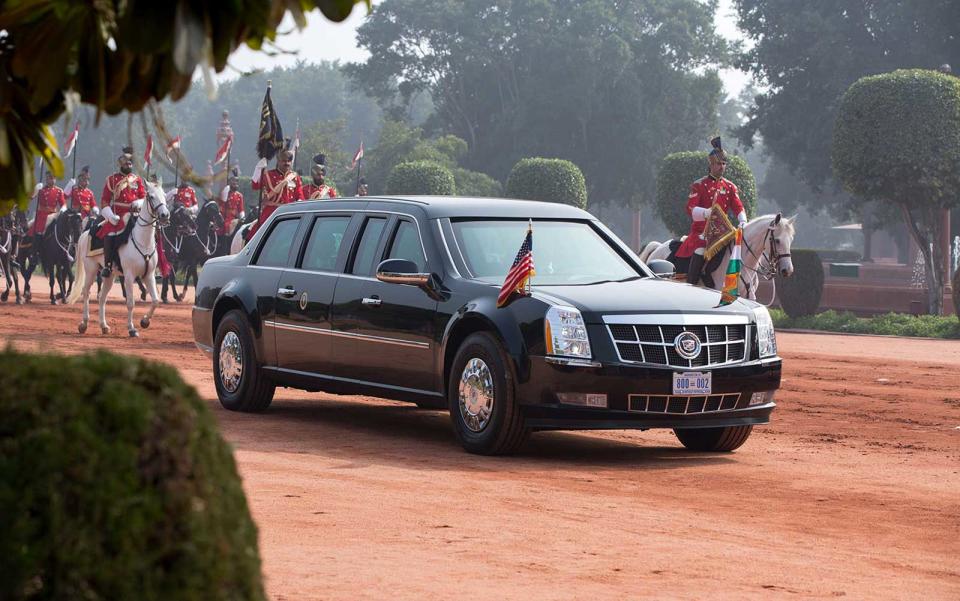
[451,219,641,285]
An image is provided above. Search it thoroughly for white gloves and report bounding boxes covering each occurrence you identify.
[737,211,747,227]
[252,158,268,184]
[691,206,711,221]
[63,178,76,195]
[59,205,67,213]
[220,185,230,202]
[239,211,245,220]
[101,206,119,225]
[34,183,43,193]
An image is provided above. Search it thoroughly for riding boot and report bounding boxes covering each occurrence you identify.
[100,236,114,278]
[687,252,705,286]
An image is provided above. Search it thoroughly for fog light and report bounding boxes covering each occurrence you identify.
[749,391,775,406]
[557,393,607,408]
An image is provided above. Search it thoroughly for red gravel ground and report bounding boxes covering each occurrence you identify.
[2,283,958,600]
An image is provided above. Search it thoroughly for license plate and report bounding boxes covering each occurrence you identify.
[673,371,712,395]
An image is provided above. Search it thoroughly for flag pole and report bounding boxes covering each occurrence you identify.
[293,116,299,173]
[256,80,271,228]
[527,219,533,295]
[355,157,361,196]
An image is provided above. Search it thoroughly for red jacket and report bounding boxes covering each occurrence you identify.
[302,183,337,200]
[174,186,198,208]
[675,176,745,258]
[69,187,97,217]
[219,189,244,234]
[98,172,146,237]
[30,186,65,235]
[250,169,303,236]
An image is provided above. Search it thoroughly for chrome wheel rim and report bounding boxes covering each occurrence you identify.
[458,357,494,432]
[219,331,243,393]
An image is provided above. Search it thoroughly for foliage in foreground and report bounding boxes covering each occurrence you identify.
[0,350,264,601]
[770,308,960,339]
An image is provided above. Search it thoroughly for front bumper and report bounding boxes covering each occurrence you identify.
[519,356,781,430]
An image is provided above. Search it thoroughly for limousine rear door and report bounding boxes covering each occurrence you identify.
[273,213,356,375]
[329,214,438,394]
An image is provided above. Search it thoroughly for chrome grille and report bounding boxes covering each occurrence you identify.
[628,393,743,414]
[608,323,748,368]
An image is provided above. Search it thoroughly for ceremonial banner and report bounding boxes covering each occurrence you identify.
[257,84,284,160]
[716,228,742,307]
[351,141,364,169]
[702,203,737,261]
[64,122,79,158]
[144,135,154,167]
[215,135,233,165]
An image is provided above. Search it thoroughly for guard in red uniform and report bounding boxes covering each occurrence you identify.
[98,146,146,277]
[171,182,199,211]
[65,165,97,218]
[218,169,245,235]
[302,154,337,200]
[30,171,66,245]
[675,137,747,286]
[250,149,303,237]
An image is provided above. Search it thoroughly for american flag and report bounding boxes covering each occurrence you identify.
[497,223,535,308]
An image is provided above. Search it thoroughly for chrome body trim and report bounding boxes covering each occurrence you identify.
[544,356,603,368]
[263,320,430,349]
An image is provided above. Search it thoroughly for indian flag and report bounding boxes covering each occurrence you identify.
[717,227,742,307]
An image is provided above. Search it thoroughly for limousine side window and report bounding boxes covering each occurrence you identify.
[300,216,351,272]
[350,216,387,276]
[254,218,301,267]
[386,219,426,272]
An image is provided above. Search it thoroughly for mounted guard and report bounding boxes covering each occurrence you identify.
[675,136,747,287]
[64,165,97,226]
[29,171,66,249]
[218,168,245,237]
[98,146,146,278]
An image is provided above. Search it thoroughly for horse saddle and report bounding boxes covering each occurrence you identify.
[667,239,728,283]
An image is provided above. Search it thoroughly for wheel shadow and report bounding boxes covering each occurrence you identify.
[216,395,737,470]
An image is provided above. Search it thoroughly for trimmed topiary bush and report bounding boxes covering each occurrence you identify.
[0,350,265,601]
[452,167,502,197]
[505,157,587,209]
[655,151,757,237]
[385,160,456,195]
[776,249,824,317]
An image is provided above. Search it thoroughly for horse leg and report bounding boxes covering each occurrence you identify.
[137,276,147,301]
[124,271,139,337]
[1,258,10,302]
[161,273,169,303]
[140,265,160,330]
[78,258,97,334]
[48,261,57,304]
[12,257,22,304]
[98,273,114,335]
[179,265,191,301]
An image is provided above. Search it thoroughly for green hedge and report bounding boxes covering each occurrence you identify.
[776,249,824,317]
[771,309,960,339]
[0,350,264,601]
[452,167,502,197]
[505,157,587,209]
[385,160,456,195]
[654,151,757,237]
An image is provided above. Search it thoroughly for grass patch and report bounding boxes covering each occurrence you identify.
[771,308,960,339]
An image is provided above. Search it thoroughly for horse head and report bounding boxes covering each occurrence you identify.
[769,213,796,278]
[170,204,195,232]
[200,200,224,232]
[62,208,83,241]
[142,180,171,227]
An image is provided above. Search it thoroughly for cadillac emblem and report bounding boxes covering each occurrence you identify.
[674,331,702,360]
[299,292,309,311]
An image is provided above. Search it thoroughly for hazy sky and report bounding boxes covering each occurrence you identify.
[225,0,753,99]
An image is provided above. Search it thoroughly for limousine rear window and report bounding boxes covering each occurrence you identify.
[254,218,301,267]
[451,219,639,285]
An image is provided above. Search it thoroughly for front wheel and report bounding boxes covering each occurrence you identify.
[448,332,528,455]
[214,309,275,412]
[673,425,753,452]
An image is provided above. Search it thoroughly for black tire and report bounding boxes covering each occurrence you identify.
[213,309,275,412]
[448,332,529,455]
[673,425,753,452]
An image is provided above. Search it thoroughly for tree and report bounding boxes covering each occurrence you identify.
[386,161,456,195]
[506,158,587,209]
[0,0,368,209]
[349,0,729,208]
[655,152,757,236]
[833,69,960,314]
[733,0,960,196]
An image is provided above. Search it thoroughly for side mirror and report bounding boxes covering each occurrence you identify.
[376,258,431,286]
[647,259,676,278]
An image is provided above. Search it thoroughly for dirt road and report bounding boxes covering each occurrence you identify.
[2,286,958,600]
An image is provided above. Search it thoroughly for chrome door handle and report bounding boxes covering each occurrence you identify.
[361,296,382,306]
[277,287,297,298]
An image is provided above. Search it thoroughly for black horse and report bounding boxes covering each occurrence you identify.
[39,208,83,304]
[160,201,223,303]
[0,209,28,304]
[13,210,42,303]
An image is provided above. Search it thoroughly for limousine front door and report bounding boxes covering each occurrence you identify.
[329,216,438,394]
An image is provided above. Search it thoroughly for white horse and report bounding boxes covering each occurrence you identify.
[67,180,171,337]
[640,213,796,301]
[229,222,252,255]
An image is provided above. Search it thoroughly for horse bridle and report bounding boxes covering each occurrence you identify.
[136,191,168,228]
[52,211,80,263]
[743,218,791,281]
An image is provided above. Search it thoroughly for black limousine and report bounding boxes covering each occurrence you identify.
[192,196,781,455]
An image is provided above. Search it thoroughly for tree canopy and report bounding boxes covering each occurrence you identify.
[833,69,960,314]
[349,0,729,208]
[505,158,587,209]
[733,0,960,196]
[0,0,368,208]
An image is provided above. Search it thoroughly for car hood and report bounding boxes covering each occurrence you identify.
[531,278,757,323]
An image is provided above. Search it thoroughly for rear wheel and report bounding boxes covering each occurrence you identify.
[673,425,753,452]
[448,332,528,455]
[214,309,275,412]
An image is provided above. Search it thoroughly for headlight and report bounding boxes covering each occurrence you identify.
[545,306,592,359]
[753,306,778,358]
